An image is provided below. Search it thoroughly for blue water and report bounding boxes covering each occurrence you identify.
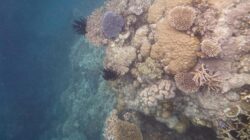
[0,0,111,140]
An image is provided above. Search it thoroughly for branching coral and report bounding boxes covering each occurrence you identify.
[102,11,125,38]
[217,111,250,140]
[104,46,136,75]
[192,64,222,91]
[174,72,200,94]
[201,39,221,57]
[168,6,197,31]
[104,110,143,140]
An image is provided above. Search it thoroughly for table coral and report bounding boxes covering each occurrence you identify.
[150,19,200,74]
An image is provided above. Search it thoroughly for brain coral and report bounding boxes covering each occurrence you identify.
[104,46,136,75]
[150,18,200,74]
[137,80,176,114]
[102,11,124,38]
[104,110,143,140]
[168,6,196,31]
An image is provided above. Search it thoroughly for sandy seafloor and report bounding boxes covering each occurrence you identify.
[0,0,114,140]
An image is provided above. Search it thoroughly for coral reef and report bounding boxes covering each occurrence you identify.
[104,110,143,140]
[201,39,221,57]
[84,0,250,139]
[174,72,200,94]
[104,46,136,75]
[102,11,124,38]
[168,6,197,31]
[150,21,200,74]
[131,58,163,82]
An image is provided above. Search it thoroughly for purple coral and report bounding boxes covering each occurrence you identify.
[102,11,124,38]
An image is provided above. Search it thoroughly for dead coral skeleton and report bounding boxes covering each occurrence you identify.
[192,64,222,91]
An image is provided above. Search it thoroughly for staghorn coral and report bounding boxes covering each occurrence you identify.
[102,11,125,38]
[174,72,200,94]
[201,39,221,57]
[150,19,200,74]
[168,6,197,31]
[104,46,136,75]
[131,58,163,83]
[104,110,143,140]
[192,64,222,91]
[83,0,250,139]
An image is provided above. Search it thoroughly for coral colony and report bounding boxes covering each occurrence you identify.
[84,0,250,139]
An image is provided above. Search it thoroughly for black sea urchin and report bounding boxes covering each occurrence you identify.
[102,68,119,81]
[73,17,87,35]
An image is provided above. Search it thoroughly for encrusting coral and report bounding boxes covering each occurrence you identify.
[168,6,197,31]
[150,20,200,74]
[200,39,221,57]
[104,46,136,75]
[84,0,250,139]
[104,110,143,140]
[131,57,163,83]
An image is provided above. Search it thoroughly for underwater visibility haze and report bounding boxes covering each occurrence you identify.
[0,0,250,140]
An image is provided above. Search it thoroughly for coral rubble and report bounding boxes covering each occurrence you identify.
[85,0,250,139]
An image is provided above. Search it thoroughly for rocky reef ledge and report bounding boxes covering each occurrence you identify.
[85,0,250,139]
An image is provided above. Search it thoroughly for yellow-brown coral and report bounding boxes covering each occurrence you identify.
[174,72,200,94]
[104,110,143,140]
[147,0,193,23]
[150,19,200,74]
[168,6,197,31]
[201,39,221,57]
